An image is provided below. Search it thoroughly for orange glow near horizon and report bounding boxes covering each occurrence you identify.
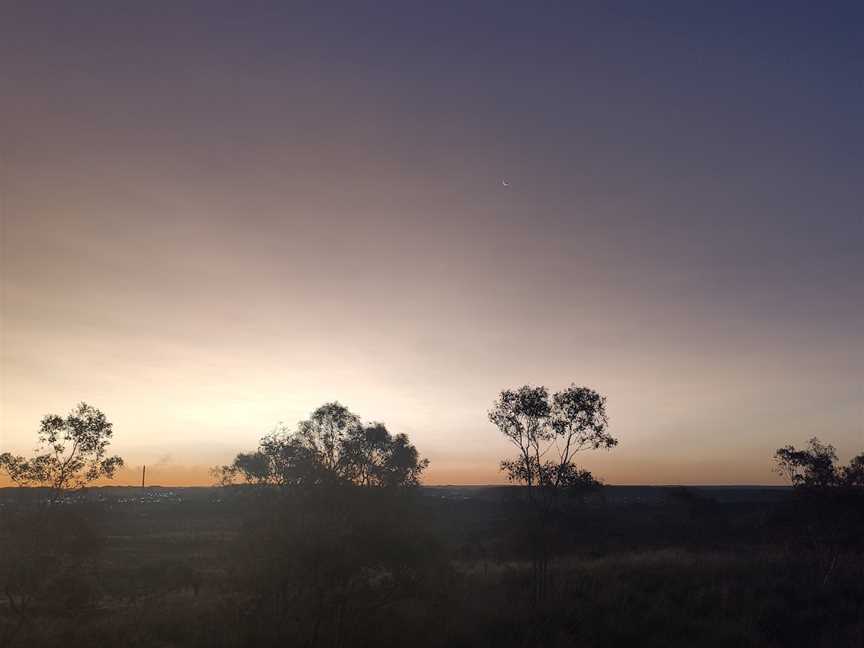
[0,448,799,489]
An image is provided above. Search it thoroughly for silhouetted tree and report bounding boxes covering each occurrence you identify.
[773,438,864,587]
[342,424,429,487]
[213,403,435,646]
[0,404,119,647]
[297,401,361,475]
[215,428,325,488]
[0,402,123,492]
[216,402,428,489]
[774,438,841,489]
[490,384,615,499]
[774,437,864,492]
[489,384,616,603]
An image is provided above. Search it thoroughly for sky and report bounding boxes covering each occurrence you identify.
[1,1,862,486]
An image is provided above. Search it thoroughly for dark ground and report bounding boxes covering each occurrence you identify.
[1,485,862,647]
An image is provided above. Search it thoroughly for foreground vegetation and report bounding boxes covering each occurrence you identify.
[2,485,863,647]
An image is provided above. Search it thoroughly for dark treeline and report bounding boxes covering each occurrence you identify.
[2,396,864,647]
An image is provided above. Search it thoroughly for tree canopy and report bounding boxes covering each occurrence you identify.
[217,402,429,489]
[490,384,615,493]
[0,402,123,491]
[774,437,864,490]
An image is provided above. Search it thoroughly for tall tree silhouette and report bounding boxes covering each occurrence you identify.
[0,404,121,644]
[489,384,616,604]
[490,384,615,499]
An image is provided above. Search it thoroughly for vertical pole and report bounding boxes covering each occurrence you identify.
[142,465,146,489]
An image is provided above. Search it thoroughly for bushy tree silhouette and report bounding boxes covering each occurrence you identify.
[212,403,437,646]
[216,401,428,489]
[773,437,864,588]
[775,437,864,491]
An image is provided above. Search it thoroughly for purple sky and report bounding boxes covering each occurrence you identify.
[2,2,862,484]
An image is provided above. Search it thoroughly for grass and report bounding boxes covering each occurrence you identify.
[2,487,862,647]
